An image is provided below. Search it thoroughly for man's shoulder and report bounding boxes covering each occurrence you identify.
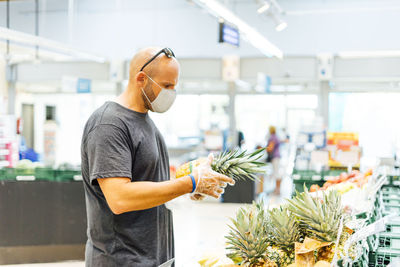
[83,102,126,139]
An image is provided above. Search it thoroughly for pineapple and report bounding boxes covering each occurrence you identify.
[176,148,266,180]
[287,187,349,263]
[268,205,301,265]
[225,201,272,267]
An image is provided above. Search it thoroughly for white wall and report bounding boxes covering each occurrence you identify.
[16,92,113,166]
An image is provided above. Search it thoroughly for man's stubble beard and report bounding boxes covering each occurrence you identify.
[141,83,153,111]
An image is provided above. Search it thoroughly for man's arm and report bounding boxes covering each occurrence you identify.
[98,176,193,214]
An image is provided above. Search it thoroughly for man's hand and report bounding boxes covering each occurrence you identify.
[191,153,235,199]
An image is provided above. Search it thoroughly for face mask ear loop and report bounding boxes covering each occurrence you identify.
[141,87,153,109]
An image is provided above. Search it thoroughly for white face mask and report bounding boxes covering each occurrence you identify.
[142,74,177,113]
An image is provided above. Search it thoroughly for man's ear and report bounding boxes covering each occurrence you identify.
[135,71,148,88]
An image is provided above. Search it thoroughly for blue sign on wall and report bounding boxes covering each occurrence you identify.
[219,22,240,47]
[77,78,91,93]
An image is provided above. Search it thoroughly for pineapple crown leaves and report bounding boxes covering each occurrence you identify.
[212,148,267,181]
[225,201,270,264]
[286,185,347,242]
[268,205,301,251]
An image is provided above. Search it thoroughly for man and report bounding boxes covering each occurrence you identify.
[81,47,234,266]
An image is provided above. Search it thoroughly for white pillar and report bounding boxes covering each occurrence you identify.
[0,58,7,114]
[318,81,330,128]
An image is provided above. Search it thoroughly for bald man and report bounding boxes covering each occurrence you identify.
[80,47,233,266]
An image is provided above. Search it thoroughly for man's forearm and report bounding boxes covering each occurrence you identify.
[110,176,193,214]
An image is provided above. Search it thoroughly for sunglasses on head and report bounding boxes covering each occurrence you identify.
[140,48,175,72]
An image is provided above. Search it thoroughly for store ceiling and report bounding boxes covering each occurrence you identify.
[0,0,399,60]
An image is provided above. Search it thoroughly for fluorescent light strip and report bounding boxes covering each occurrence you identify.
[338,50,400,58]
[0,27,105,62]
[257,3,271,14]
[195,0,283,58]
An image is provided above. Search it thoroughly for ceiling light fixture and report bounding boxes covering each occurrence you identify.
[0,26,106,62]
[257,2,271,14]
[338,50,400,58]
[193,0,283,58]
[272,15,287,32]
[275,20,287,32]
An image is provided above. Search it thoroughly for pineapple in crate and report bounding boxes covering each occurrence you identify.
[225,201,279,267]
[268,205,303,266]
[287,187,354,263]
[176,148,266,181]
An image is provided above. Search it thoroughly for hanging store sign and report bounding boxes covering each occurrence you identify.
[77,78,91,93]
[61,76,91,93]
[219,22,240,47]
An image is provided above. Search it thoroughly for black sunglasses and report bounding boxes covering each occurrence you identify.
[140,48,175,72]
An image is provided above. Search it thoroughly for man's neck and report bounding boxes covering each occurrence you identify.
[116,85,148,114]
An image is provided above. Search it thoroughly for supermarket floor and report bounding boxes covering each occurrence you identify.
[2,179,291,267]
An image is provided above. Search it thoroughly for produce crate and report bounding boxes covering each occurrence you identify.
[386,218,400,233]
[369,249,400,267]
[292,170,322,181]
[292,180,325,193]
[323,169,345,177]
[1,168,35,180]
[55,169,82,182]
[388,174,400,186]
[383,204,400,216]
[0,168,56,181]
[367,234,379,251]
[337,245,369,267]
[381,186,400,194]
[34,168,56,181]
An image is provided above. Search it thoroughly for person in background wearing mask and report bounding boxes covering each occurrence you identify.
[267,126,281,195]
[81,47,234,267]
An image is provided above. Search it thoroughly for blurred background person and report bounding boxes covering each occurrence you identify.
[266,126,281,195]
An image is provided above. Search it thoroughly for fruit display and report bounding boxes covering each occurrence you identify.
[309,169,373,193]
[176,148,266,181]
[224,188,359,267]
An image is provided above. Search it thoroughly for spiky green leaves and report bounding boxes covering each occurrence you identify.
[225,201,270,265]
[212,148,266,181]
[268,205,302,253]
[287,186,348,242]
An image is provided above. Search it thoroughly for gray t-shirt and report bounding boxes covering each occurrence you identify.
[81,101,174,267]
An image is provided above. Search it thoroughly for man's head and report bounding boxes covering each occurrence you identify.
[128,47,180,112]
[269,126,276,135]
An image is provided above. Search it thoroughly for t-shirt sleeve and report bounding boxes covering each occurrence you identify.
[86,124,132,184]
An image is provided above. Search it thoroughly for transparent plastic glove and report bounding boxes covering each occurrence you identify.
[190,153,235,200]
[190,181,228,201]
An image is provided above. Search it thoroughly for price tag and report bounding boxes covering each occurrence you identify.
[73,175,83,181]
[16,175,35,181]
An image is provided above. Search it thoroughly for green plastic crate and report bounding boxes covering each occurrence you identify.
[337,245,369,267]
[323,169,345,178]
[292,169,323,180]
[292,180,325,193]
[369,249,400,267]
[383,204,400,216]
[34,168,56,181]
[378,232,400,250]
[381,187,400,195]
[386,223,400,233]
[55,169,82,182]
[2,168,35,180]
[367,234,379,251]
